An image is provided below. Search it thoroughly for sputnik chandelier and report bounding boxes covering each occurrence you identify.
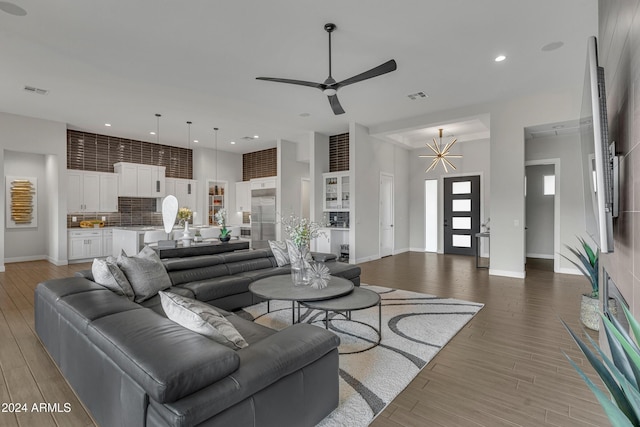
[419,128,462,173]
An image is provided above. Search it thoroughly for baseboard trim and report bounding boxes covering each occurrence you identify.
[557,267,582,275]
[356,255,380,263]
[5,255,48,264]
[0,264,4,272]
[489,268,526,279]
[527,253,554,260]
[393,247,410,255]
[48,256,69,266]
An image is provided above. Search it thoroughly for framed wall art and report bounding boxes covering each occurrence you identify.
[5,176,37,228]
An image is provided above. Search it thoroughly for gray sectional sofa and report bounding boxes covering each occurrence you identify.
[35,248,361,427]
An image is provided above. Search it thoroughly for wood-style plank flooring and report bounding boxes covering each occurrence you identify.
[0,253,607,427]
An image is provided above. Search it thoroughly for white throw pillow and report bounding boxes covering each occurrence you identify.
[91,256,135,300]
[159,291,248,350]
[117,246,172,303]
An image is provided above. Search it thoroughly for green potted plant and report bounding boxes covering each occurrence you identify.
[214,209,230,242]
[562,237,601,330]
[563,305,640,426]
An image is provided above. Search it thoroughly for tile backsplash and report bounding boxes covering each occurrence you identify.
[66,129,192,228]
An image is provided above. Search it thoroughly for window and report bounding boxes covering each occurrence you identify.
[543,175,555,195]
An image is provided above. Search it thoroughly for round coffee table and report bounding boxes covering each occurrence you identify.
[300,287,381,354]
[249,275,354,324]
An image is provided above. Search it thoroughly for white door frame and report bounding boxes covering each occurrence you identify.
[379,173,394,257]
[525,159,560,272]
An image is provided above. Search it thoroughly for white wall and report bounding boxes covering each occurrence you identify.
[351,122,411,263]
[4,151,49,262]
[0,112,68,271]
[277,139,310,239]
[525,164,555,258]
[192,146,243,226]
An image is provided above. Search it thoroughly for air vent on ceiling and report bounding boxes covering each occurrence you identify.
[407,91,428,100]
[24,85,49,95]
[241,136,257,141]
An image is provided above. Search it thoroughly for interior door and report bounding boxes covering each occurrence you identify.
[380,173,394,257]
[443,175,480,256]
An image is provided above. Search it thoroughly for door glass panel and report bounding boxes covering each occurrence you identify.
[452,234,471,247]
[452,217,471,229]
[452,181,471,194]
[452,199,471,212]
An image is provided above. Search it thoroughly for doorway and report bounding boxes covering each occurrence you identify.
[443,175,480,256]
[380,173,394,257]
[525,160,559,271]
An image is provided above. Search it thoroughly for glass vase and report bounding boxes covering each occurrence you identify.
[290,245,311,286]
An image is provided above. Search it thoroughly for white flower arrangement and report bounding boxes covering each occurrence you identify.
[280,214,325,248]
[214,209,229,237]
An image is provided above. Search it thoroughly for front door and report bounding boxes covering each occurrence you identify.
[443,175,480,256]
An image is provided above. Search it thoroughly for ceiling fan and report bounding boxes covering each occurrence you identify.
[256,23,397,115]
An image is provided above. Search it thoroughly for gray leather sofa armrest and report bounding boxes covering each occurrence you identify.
[158,323,340,423]
[74,269,94,280]
[311,252,337,262]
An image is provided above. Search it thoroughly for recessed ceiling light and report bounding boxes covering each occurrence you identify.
[495,55,506,62]
[299,112,311,117]
[149,131,156,135]
[253,135,259,139]
[193,139,198,143]
[105,123,112,127]
[230,141,236,145]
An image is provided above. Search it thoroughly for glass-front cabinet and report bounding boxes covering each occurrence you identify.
[208,180,226,225]
[323,172,350,211]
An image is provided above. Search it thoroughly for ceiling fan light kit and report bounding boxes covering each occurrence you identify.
[256,23,397,115]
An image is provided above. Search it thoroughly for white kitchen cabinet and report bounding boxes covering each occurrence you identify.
[114,162,165,197]
[323,172,350,211]
[102,229,113,257]
[99,173,119,212]
[166,178,197,210]
[250,177,276,190]
[68,229,103,260]
[235,181,251,212]
[67,171,118,213]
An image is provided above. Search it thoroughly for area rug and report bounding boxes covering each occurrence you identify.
[240,284,484,426]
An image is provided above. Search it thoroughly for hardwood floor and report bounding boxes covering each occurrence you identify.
[0,253,607,427]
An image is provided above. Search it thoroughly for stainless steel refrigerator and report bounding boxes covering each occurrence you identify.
[251,188,276,249]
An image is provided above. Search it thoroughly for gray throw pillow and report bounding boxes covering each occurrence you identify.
[91,257,135,300]
[159,291,248,350]
[117,246,172,303]
[269,240,290,267]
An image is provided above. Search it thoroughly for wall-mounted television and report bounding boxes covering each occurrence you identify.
[579,36,618,253]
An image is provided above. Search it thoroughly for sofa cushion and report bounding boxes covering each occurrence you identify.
[117,246,172,303]
[91,257,135,300]
[162,254,225,272]
[167,264,230,287]
[268,240,290,266]
[87,309,240,403]
[159,292,248,350]
[179,275,252,302]
[140,286,195,315]
[226,258,273,275]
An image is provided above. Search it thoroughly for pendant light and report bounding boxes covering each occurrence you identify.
[419,128,462,173]
[186,121,192,194]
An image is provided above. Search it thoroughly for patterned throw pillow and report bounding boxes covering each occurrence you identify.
[268,240,290,266]
[91,256,135,300]
[159,291,248,350]
[117,246,172,303]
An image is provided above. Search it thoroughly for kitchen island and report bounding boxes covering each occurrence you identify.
[112,225,243,256]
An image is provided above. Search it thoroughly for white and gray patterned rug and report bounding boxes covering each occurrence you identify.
[240,284,484,426]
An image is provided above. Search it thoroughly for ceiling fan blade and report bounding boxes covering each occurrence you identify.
[335,59,397,89]
[328,95,345,115]
[256,77,323,90]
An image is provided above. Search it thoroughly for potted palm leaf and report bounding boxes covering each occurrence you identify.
[562,237,601,330]
[562,305,640,426]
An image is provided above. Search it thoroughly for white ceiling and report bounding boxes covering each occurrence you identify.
[0,0,597,154]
